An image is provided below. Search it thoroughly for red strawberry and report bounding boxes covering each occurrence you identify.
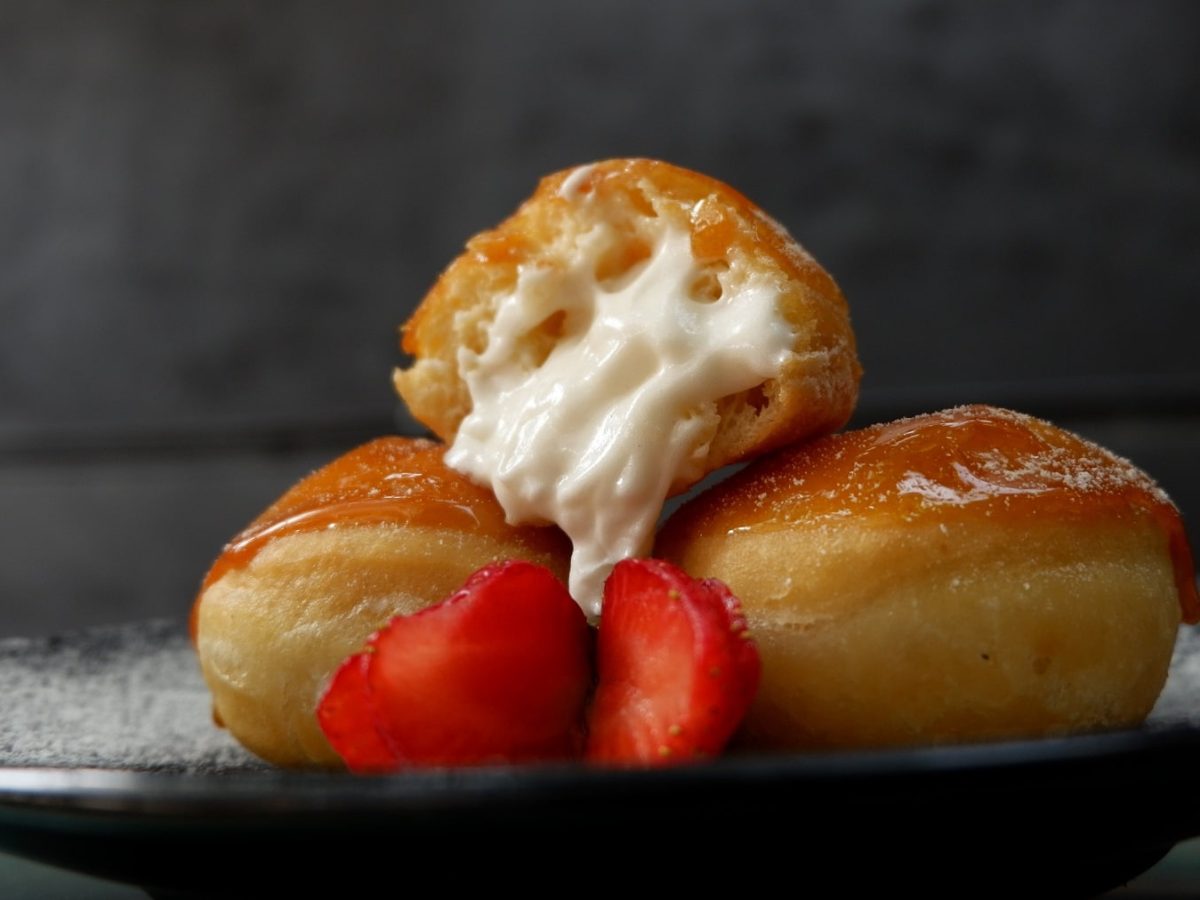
[317,560,593,770]
[585,558,760,765]
[316,650,397,773]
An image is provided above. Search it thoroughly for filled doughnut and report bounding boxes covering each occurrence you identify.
[193,437,571,767]
[394,158,861,613]
[655,405,1199,750]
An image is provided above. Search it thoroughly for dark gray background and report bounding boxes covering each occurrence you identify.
[2,0,1198,637]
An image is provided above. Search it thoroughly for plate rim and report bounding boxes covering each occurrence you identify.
[3,722,1200,818]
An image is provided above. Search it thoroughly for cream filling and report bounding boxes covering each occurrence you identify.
[446,186,794,617]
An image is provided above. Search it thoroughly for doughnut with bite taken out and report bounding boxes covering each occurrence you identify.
[395,158,860,486]
[394,158,862,611]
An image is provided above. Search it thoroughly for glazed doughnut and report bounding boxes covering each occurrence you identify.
[656,405,1199,750]
[193,437,571,768]
[394,158,861,612]
[395,158,859,466]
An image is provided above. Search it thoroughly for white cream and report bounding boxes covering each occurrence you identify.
[446,184,794,617]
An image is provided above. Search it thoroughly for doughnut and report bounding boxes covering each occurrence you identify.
[655,405,1199,750]
[394,158,861,612]
[192,437,571,767]
[395,158,859,463]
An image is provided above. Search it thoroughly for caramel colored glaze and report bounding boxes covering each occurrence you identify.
[192,437,569,635]
[664,405,1200,623]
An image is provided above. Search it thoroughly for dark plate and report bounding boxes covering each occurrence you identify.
[2,620,1200,898]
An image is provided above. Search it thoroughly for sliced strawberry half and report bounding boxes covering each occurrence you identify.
[316,649,398,773]
[585,558,760,766]
[317,560,593,770]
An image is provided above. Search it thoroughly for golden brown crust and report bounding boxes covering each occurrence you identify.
[394,158,861,486]
[193,437,572,767]
[656,406,1195,750]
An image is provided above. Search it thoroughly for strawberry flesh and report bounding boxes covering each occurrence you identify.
[317,560,593,770]
[317,649,398,773]
[584,558,760,765]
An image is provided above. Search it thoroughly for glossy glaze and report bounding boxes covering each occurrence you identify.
[193,437,569,634]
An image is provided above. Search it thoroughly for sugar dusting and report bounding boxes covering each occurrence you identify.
[2,617,1197,772]
[959,406,1171,503]
[0,620,264,773]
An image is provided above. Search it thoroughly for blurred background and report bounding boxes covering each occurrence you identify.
[1,0,1197,637]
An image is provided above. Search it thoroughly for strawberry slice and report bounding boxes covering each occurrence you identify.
[317,560,593,770]
[585,558,760,766]
[316,650,398,773]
